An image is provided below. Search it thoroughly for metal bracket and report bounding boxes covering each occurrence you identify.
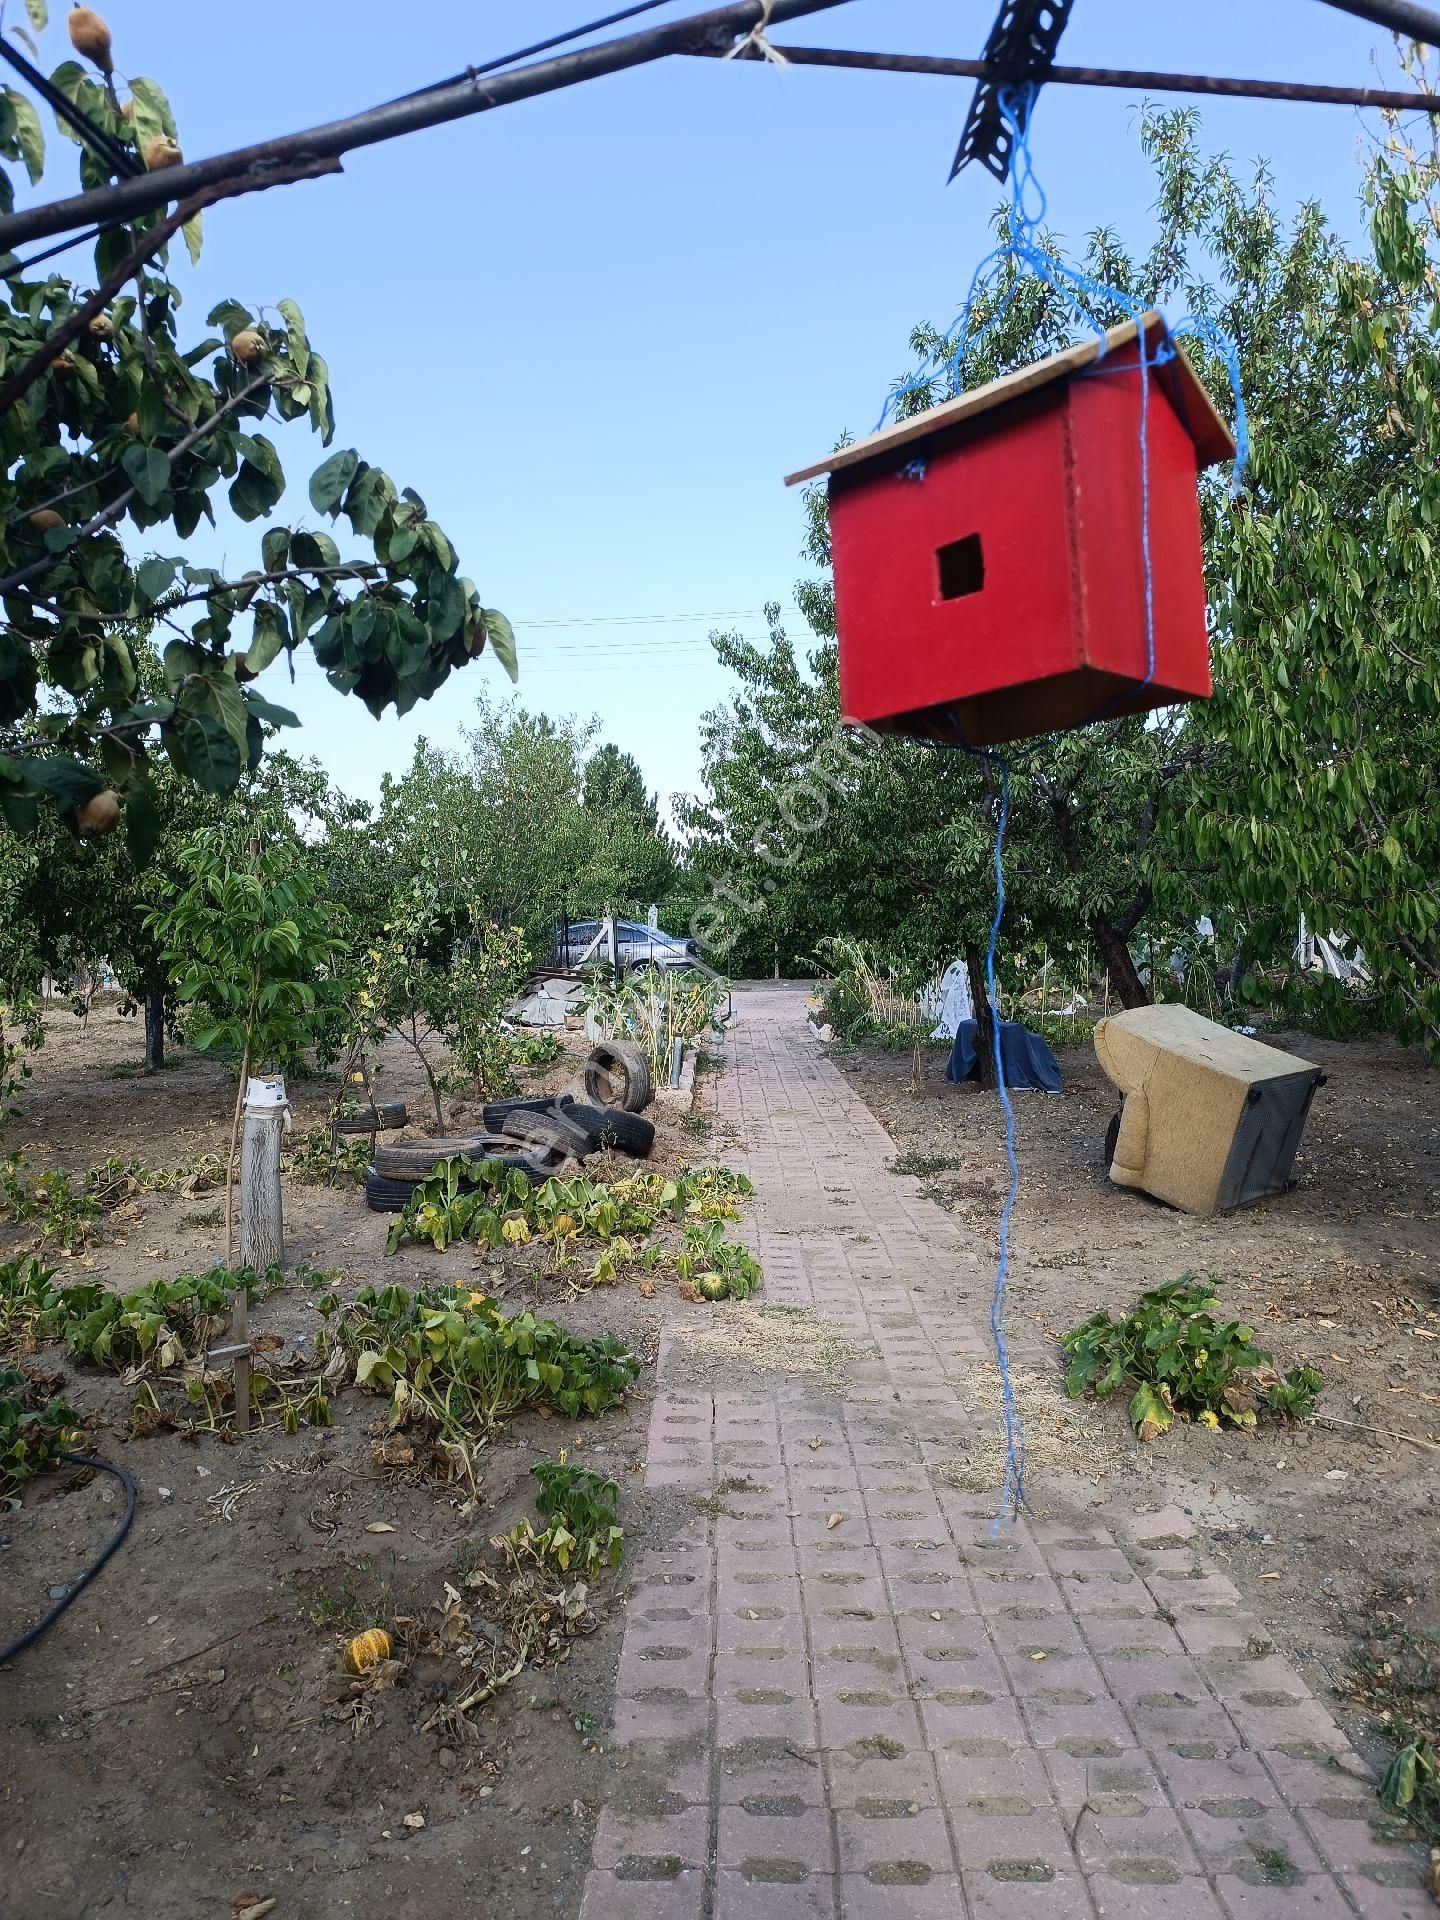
[949,0,1079,182]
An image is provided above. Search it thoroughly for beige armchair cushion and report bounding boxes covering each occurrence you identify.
[1094,1004,1322,1214]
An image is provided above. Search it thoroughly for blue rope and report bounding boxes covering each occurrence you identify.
[983,757,1025,1521]
[875,86,1248,1529]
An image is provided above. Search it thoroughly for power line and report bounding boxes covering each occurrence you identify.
[509,605,800,627]
[0,34,141,179]
[390,0,680,102]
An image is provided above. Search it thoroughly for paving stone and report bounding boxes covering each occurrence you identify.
[836,1871,969,1917]
[593,1805,710,1871]
[579,1866,706,1917]
[712,1868,838,1917]
[1213,1871,1360,1919]
[717,1802,836,1873]
[716,1737,826,1806]
[961,1864,1100,1920]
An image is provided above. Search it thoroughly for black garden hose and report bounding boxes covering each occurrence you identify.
[0,1453,137,1663]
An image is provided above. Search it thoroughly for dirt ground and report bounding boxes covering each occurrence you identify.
[0,1005,727,1920]
[841,1021,1440,1773]
[4,1000,1438,1917]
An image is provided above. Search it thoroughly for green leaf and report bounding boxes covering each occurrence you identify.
[1127,1381,1174,1443]
[121,444,172,508]
[127,76,178,147]
[24,0,49,31]
[309,448,358,517]
[135,556,178,604]
[182,210,203,266]
[277,298,309,378]
[179,664,249,752]
[123,779,162,868]
[245,601,290,675]
[164,713,242,796]
[5,89,44,183]
[483,609,518,682]
[13,755,103,812]
[205,298,253,341]
[244,689,300,730]
[161,639,208,691]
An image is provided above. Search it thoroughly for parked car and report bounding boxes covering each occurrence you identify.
[550,918,698,974]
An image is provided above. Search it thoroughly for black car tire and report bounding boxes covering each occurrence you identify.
[583,1040,653,1114]
[336,1100,407,1134]
[365,1151,556,1213]
[482,1095,572,1130]
[565,1103,655,1158]
[497,1104,598,1159]
[364,1172,420,1213]
[373,1135,562,1182]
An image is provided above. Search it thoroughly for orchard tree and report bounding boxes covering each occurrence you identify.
[0,695,365,1071]
[1150,104,1440,1047]
[0,6,515,865]
[354,870,529,1130]
[146,817,354,1256]
[380,698,677,935]
[583,742,676,906]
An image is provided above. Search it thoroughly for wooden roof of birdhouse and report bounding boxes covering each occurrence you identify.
[784,312,1236,487]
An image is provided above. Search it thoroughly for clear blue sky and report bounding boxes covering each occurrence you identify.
[16,1,1406,818]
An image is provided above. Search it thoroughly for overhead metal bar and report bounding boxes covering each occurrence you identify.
[1312,0,1440,39]
[0,0,852,254]
[721,43,1440,115]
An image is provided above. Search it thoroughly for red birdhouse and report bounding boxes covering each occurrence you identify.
[786,313,1236,750]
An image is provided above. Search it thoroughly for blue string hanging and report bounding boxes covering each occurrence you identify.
[877,87,1249,1528]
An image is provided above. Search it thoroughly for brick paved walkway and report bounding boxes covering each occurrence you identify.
[580,986,1428,1919]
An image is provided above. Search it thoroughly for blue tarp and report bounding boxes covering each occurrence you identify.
[946,1019,1064,1093]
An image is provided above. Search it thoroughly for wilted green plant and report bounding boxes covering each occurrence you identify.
[0,1367,79,1498]
[509,1456,625,1576]
[285,1126,371,1187]
[0,1258,282,1374]
[1061,1277,1322,1441]
[385,1156,751,1258]
[318,1282,639,1482]
[813,936,933,1048]
[675,1219,763,1301]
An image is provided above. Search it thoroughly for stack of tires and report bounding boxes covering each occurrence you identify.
[363,1039,657,1214]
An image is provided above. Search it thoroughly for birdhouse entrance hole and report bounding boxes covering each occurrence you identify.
[936,532,985,602]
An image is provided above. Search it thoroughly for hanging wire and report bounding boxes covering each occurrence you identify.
[879,85,1248,1527]
[4,221,113,278]
[387,0,679,104]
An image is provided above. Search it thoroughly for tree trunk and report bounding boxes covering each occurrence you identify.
[964,941,996,1091]
[1089,914,1150,1010]
[143,984,165,1072]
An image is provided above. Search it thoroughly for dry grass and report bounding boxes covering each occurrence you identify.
[936,1360,1127,1491]
[670,1302,873,1388]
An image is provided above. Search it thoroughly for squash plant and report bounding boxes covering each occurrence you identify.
[0,1365,78,1498]
[1061,1277,1322,1441]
